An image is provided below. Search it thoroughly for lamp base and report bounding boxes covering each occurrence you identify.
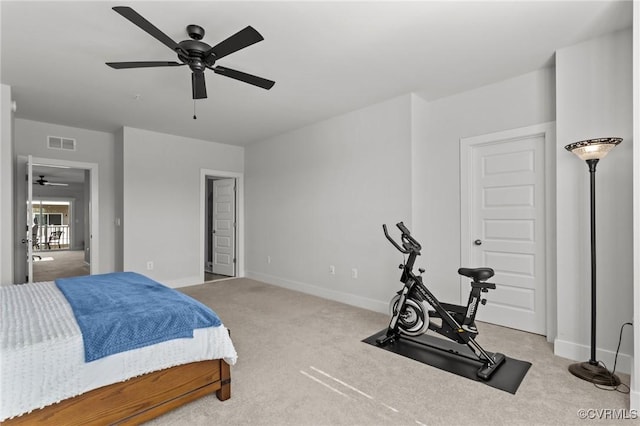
[568,361,620,386]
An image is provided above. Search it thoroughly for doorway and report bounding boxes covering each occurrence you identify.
[202,170,243,282]
[15,156,99,284]
[460,123,555,336]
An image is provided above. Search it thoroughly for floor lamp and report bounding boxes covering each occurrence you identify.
[565,137,622,386]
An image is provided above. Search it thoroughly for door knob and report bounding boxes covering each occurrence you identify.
[474,239,482,246]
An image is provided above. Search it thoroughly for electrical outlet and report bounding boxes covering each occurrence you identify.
[329,265,335,275]
[352,268,358,279]
[146,261,154,270]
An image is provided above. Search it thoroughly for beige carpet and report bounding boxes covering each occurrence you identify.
[147,278,630,425]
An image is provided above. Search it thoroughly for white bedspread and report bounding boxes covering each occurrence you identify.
[0,281,237,421]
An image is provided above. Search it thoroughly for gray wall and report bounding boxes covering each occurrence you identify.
[121,127,244,287]
[412,67,556,305]
[245,94,413,311]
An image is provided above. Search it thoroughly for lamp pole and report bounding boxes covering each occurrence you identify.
[565,138,622,386]
[587,158,598,366]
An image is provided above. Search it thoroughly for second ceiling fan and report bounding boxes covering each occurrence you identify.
[35,176,68,187]
[106,6,275,100]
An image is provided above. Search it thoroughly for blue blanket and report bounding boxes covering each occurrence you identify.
[55,272,221,362]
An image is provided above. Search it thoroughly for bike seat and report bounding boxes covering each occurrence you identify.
[458,267,494,282]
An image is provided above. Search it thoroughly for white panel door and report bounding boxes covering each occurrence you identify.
[461,125,550,335]
[212,179,235,276]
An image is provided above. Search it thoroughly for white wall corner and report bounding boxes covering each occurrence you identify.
[630,0,640,411]
[0,84,14,285]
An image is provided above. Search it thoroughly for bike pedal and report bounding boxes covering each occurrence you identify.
[376,333,397,347]
[476,353,506,380]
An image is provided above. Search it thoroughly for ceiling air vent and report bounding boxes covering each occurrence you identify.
[48,136,76,151]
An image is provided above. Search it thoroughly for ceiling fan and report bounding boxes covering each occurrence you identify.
[35,176,68,187]
[106,6,275,100]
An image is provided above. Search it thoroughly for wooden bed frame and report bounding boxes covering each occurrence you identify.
[1,359,231,425]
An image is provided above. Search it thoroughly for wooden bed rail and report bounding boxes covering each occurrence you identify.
[1,359,231,425]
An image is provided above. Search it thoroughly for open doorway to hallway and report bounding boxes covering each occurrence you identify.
[18,160,94,283]
[204,176,237,282]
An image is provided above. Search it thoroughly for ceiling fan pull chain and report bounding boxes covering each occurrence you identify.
[193,100,197,120]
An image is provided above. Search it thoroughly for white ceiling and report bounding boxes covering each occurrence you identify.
[1,1,632,146]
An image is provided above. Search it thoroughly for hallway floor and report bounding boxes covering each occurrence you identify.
[33,249,89,282]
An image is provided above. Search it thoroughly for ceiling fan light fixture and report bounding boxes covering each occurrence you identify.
[187,24,205,40]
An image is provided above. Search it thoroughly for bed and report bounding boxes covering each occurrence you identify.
[0,272,237,425]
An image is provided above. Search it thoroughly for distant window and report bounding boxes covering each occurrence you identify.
[45,213,63,225]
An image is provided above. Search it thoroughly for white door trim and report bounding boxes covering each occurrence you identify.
[200,169,244,281]
[460,122,556,338]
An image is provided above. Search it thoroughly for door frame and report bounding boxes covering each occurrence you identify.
[17,155,99,283]
[460,122,556,339]
[199,168,244,282]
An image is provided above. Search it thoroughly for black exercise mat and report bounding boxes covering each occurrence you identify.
[363,329,531,394]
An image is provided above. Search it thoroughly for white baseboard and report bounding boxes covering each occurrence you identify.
[554,337,632,375]
[246,271,388,314]
[631,389,640,411]
[164,275,202,289]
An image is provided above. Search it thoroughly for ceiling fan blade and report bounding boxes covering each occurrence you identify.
[112,6,182,52]
[213,66,275,90]
[46,182,69,187]
[192,72,208,99]
[106,61,184,69]
[208,26,264,60]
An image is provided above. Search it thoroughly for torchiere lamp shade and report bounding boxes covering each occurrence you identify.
[565,137,622,161]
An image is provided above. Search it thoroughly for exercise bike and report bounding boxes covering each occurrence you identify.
[376,222,506,380]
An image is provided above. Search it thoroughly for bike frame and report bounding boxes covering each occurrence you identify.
[378,222,505,379]
[386,249,493,360]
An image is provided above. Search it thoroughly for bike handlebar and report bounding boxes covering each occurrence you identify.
[383,224,406,253]
[383,222,422,254]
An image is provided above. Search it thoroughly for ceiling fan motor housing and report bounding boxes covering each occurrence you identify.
[178,39,213,71]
